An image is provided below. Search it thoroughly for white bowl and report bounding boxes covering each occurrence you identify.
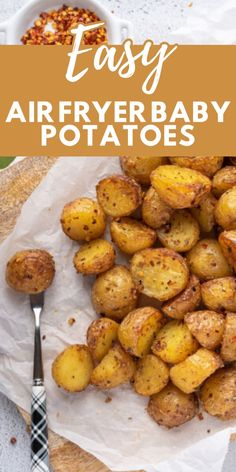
[0,0,133,44]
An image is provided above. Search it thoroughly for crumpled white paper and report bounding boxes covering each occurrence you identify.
[0,157,235,472]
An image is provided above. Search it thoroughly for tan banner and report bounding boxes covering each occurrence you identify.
[0,45,235,156]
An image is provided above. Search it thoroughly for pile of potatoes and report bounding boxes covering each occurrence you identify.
[53,156,236,429]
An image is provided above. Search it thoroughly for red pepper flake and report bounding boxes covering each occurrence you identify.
[10,437,17,445]
[198,413,204,421]
[42,335,46,340]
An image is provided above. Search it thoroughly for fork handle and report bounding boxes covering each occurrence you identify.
[31,384,50,472]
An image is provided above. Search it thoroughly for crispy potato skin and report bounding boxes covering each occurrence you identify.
[170,348,223,394]
[151,165,211,209]
[169,157,224,177]
[118,307,163,357]
[201,277,236,312]
[96,175,142,218]
[142,187,174,229]
[186,239,232,281]
[215,187,236,230]
[120,156,168,185]
[162,274,201,320]
[90,343,136,389]
[73,239,115,275]
[92,265,138,320]
[219,230,236,270]
[200,367,236,420]
[190,193,217,233]
[221,312,236,362]
[185,310,225,350]
[152,321,198,364]
[212,166,236,197]
[134,354,169,396]
[61,198,106,242]
[86,318,119,362]
[52,345,93,393]
[110,217,156,255]
[131,248,189,302]
[6,249,55,294]
[148,383,198,428]
[156,210,200,252]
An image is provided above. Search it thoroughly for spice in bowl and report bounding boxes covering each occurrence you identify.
[21,4,107,45]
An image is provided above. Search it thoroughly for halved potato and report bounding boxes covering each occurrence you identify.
[221,312,236,362]
[162,274,201,320]
[110,217,156,254]
[96,175,142,218]
[169,157,224,177]
[73,239,115,275]
[142,187,174,229]
[156,210,200,252]
[201,277,236,312]
[186,239,232,281]
[170,348,223,394]
[86,318,119,362]
[148,383,198,428]
[90,343,136,389]
[219,230,236,270]
[91,265,138,320]
[120,156,168,185]
[215,187,236,230]
[190,193,217,233]
[152,321,198,364]
[200,367,236,420]
[212,166,236,197]
[134,354,169,396]
[151,165,211,209]
[118,307,163,357]
[60,198,106,242]
[52,345,93,392]
[185,310,225,350]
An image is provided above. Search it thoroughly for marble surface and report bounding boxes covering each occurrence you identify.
[0,0,235,471]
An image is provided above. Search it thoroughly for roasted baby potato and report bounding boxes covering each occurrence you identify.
[201,277,236,312]
[142,187,174,229]
[61,197,106,242]
[212,166,236,197]
[162,274,201,320]
[52,345,93,392]
[118,307,163,357]
[200,367,236,420]
[169,157,224,177]
[86,318,119,362]
[120,156,168,185]
[73,239,115,275]
[148,383,198,428]
[190,193,217,233]
[215,187,236,230]
[156,210,200,252]
[219,230,236,270]
[186,239,232,281]
[134,354,169,396]
[221,312,236,362]
[185,310,225,350]
[110,217,156,254]
[152,321,198,364]
[92,265,138,320]
[170,348,223,394]
[151,165,211,209]
[90,343,136,389]
[131,248,189,302]
[6,249,55,294]
[96,175,142,218]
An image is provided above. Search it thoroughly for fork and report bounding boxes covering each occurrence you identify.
[30,292,50,472]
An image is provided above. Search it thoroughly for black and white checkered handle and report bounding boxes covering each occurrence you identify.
[31,385,50,472]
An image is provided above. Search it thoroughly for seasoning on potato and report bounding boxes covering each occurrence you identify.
[110,217,156,255]
[169,157,224,177]
[92,265,138,320]
[201,276,236,312]
[212,166,236,197]
[220,312,236,362]
[148,383,198,428]
[200,367,236,420]
[96,175,142,218]
[142,187,174,229]
[156,210,200,252]
[219,230,236,270]
[73,239,115,275]
[186,239,232,281]
[118,307,163,357]
[162,274,201,320]
[152,321,198,364]
[52,345,93,393]
[6,249,55,294]
[134,354,169,396]
[120,156,168,185]
[87,318,119,362]
[61,198,106,242]
[185,310,225,350]
[131,248,189,302]
[190,193,217,233]
[151,165,211,209]
[215,187,236,230]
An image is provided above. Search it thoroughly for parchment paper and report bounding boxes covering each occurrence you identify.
[0,157,235,472]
